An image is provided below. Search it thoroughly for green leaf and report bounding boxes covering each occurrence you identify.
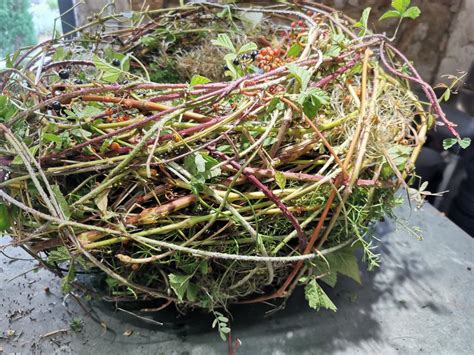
[93,54,122,83]
[190,74,211,88]
[61,262,76,294]
[0,203,11,232]
[300,87,329,118]
[94,189,109,215]
[275,171,287,190]
[442,88,451,102]
[104,47,130,72]
[211,33,236,52]
[184,152,221,182]
[326,248,361,284]
[186,283,199,302]
[0,95,17,122]
[52,47,70,61]
[168,273,192,301]
[42,132,62,145]
[47,246,70,263]
[379,10,401,21]
[287,63,311,91]
[238,42,257,55]
[304,279,337,312]
[354,7,371,37]
[459,137,471,149]
[52,184,71,219]
[391,0,410,13]
[442,138,457,150]
[403,6,421,19]
[267,97,285,112]
[287,43,303,58]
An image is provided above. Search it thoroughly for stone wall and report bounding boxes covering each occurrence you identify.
[72,0,471,83]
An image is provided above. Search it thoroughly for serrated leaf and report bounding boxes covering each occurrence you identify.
[403,6,421,19]
[287,43,302,58]
[238,42,257,55]
[287,63,311,91]
[442,138,457,150]
[274,171,287,190]
[168,273,192,301]
[391,0,410,13]
[305,279,337,312]
[93,55,122,83]
[326,248,361,284]
[211,33,236,52]
[52,184,71,219]
[190,74,211,87]
[379,10,401,21]
[459,137,471,149]
[0,203,11,231]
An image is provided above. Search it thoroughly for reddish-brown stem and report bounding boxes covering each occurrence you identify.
[208,147,308,251]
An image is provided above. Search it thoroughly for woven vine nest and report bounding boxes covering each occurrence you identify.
[2,1,454,315]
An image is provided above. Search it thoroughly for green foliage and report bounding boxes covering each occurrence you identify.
[190,74,211,88]
[274,171,287,190]
[212,311,231,341]
[51,185,71,219]
[287,63,311,91]
[168,273,197,302]
[184,152,221,194]
[287,43,303,58]
[0,203,11,232]
[0,0,36,58]
[0,96,17,123]
[380,0,421,21]
[304,279,337,312]
[354,7,371,37]
[69,318,83,332]
[443,137,471,150]
[299,87,330,118]
[93,51,130,83]
[212,33,257,79]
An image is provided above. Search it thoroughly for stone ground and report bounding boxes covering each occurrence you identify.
[0,202,473,354]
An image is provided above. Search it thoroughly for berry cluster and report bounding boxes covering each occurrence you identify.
[224,50,258,71]
[255,47,284,72]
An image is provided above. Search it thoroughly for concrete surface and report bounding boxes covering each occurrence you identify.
[0,202,473,354]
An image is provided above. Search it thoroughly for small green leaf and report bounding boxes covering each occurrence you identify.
[93,55,122,83]
[186,283,199,302]
[391,0,410,13]
[442,138,457,150]
[459,137,471,149]
[190,74,211,87]
[287,43,303,58]
[287,63,311,91]
[267,97,285,112]
[402,6,421,19]
[304,279,337,312]
[379,10,401,21]
[42,132,62,145]
[354,7,371,37]
[94,189,109,215]
[52,184,71,219]
[0,203,11,232]
[211,33,236,52]
[275,171,287,190]
[168,273,192,301]
[0,95,18,122]
[47,246,70,263]
[238,42,257,55]
[442,88,451,102]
